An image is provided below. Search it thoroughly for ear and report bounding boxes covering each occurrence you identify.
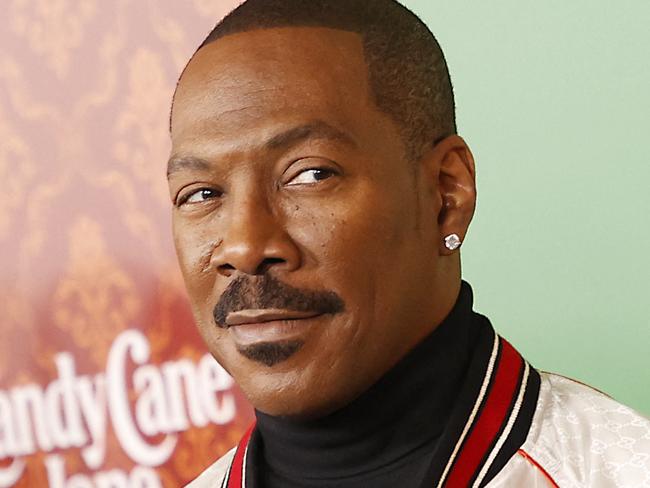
[422,135,477,256]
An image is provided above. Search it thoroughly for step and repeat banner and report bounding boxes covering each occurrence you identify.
[0,2,249,486]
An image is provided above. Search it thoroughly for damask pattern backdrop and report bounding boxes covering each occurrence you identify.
[0,1,246,487]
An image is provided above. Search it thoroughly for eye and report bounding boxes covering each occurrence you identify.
[177,188,221,206]
[286,168,335,186]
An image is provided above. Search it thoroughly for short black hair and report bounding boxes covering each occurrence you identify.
[178,0,456,161]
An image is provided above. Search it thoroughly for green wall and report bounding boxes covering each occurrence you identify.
[405,1,650,415]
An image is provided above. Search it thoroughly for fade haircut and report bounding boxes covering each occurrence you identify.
[176,0,457,161]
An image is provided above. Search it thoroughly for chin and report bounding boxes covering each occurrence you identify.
[232,355,340,419]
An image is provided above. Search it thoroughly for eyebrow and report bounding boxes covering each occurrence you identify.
[264,120,356,151]
[167,120,356,178]
[166,156,211,178]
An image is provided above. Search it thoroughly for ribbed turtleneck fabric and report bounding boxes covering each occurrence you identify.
[253,281,488,488]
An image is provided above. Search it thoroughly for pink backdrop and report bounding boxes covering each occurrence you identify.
[0,2,252,486]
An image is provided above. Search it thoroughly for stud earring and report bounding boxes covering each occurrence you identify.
[444,233,462,251]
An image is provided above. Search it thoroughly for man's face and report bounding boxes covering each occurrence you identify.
[170,27,450,417]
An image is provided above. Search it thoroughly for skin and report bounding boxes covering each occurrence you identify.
[169,27,476,419]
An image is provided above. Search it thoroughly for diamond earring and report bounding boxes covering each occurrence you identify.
[444,233,462,251]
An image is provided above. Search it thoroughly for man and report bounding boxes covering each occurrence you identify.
[168,0,650,486]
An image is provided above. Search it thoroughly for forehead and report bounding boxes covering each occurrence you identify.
[171,27,378,153]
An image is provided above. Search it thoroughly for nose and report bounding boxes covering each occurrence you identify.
[210,195,301,277]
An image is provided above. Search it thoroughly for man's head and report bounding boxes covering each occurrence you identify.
[168,0,476,419]
[175,0,456,161]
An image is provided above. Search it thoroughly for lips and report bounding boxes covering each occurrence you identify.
[225,308,323,327]
[224,309,324,345]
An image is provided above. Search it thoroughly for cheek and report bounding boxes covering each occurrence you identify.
[287,188,417,308]
[323,198,415,269]
[172,220,216,300]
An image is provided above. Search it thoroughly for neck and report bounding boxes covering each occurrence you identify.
[255,282,481,481]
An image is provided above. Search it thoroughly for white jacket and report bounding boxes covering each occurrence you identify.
[490,373,650,487]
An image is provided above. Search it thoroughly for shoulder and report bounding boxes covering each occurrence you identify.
[519,372,650,487]
[184,447,236,488]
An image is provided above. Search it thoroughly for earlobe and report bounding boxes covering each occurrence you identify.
[433,135,477,255]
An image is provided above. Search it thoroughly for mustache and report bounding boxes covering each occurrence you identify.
[213,274,345,328]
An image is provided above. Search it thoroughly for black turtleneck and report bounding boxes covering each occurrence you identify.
[252,282,488,488]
